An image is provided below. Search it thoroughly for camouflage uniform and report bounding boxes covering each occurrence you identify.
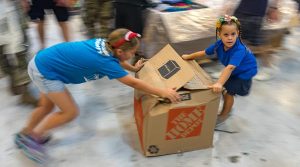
[82,0,114,38]
[0,0,37,105]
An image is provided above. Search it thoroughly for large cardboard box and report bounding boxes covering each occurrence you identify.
[134,45,221,156]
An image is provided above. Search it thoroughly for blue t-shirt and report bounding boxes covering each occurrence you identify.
[205,39,257,80]
[34,38,128,84]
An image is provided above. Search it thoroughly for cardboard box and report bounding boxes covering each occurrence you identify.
[134,44,221,156]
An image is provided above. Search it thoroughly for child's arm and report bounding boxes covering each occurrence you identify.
[117,75,181,103]
[182,50,206,60]
[120,60,144,72]
[209,65,236,93]
[120,61,136,72]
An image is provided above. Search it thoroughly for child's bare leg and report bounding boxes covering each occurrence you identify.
[22,93,55,134]
[219,93,234,118]
[37,21,45,49]
[58,21,70,42]
[32,89,79,138]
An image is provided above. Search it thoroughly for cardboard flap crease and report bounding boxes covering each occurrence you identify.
[137,44,213,92]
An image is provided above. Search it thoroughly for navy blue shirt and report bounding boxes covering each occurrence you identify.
[205,39,257,80]
[234,0,268,17]
[35,39,128,84]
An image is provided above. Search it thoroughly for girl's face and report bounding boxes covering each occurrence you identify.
[218,24,239,50]
[116,45,139,61]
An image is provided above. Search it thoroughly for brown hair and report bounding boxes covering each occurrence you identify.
[215,15,249,48]
[215,15,242,41]
[106,28,140,52]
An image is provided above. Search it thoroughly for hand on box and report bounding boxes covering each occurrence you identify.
[182,54,193,60]
[161,87,181,103]
[208,82,223,93]
[133,59,145,72]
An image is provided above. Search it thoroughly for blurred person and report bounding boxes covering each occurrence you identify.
[21,0,71,49]
[297,0,300,26]
[233,0,281,81]
[294,0,300,12]
[114,0,151,62]
[0,0,37,105]
[114,0,149,35]
[81,0,113,38]
[14,28,181,163]
[182,15,257,125]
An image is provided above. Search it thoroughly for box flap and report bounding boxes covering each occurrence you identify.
[183,61,214,90]
[137,44,194,90]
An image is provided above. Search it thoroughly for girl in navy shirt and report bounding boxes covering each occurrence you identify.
[182,15,257,126]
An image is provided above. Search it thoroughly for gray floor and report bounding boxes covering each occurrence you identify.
[1,15,300,167]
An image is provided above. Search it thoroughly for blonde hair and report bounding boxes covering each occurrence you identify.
[106,28,140,52]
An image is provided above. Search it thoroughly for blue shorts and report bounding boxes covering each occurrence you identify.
[28,59,65,94]
[224,76,252,96]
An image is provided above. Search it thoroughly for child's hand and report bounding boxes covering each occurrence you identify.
[134,59,145,72]
[208,82,223,93]
[182,54,193,60]
[161,87,181,103]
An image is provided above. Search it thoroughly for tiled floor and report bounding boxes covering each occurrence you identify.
[1,14,300,167]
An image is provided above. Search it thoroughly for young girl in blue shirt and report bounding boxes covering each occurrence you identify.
[15,28,181,163]
[182,15,257,126]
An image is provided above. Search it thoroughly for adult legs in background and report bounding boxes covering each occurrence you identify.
[115,2,146,63]
[98,0,114,38]
[235,13,275,81]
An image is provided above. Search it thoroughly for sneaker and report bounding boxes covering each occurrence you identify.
[215,115,230,127]
[216,117,226,126]
[254,66,277,81]
[14,133,47,164]
[39,134,52,145]
[15,133,51,147]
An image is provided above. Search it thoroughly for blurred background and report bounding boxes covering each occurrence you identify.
[1,0,300,166]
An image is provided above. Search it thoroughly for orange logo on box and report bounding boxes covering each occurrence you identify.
[165,106,206,140]
[134,97,145,151]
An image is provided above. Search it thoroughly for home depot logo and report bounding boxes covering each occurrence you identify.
[134,97,145,152]
[165,106,206,140]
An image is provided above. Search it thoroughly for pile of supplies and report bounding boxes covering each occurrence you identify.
[154,0,205,12]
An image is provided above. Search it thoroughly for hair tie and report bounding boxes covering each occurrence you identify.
[112,31,141,48]
[216,15,239,29]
